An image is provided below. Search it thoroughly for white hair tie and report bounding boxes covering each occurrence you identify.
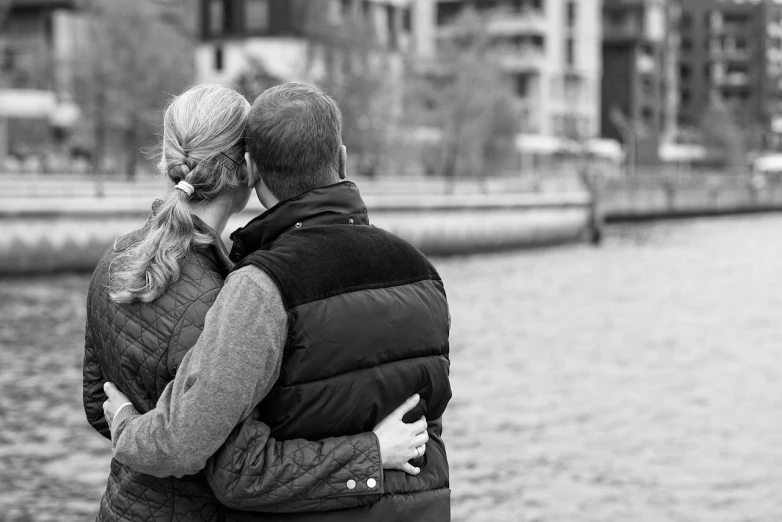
[174,181,194,197]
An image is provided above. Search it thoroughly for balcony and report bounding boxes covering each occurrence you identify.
[486,10,547,36]
[716,72,750,87]
[495,45,546,72]
[9,0,76,7]
[603,18,644,43]
[438,9,547,38]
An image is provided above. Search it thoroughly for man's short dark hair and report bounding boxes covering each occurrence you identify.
[246,82,343,201]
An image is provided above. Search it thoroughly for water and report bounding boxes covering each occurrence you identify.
[2,215,782,521]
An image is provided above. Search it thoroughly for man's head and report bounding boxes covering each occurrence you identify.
[246,82,346,206]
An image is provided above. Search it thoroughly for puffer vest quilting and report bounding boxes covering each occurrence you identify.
[84,211,232,522]
[225,182,452,522]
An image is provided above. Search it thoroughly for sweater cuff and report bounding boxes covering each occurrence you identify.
[110,404,140,440]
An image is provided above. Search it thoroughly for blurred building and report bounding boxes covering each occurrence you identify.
[0,0,82,163]
[1,0,74,92]
[416,0,603,140]
[194,0,413,85]
[600,0,679,166]
[677,0,782,150]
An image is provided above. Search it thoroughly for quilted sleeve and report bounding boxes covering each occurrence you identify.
[83,290,110,439]
[205,414,383,512]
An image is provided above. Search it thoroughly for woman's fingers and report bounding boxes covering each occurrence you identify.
[400,463,420,476]
[392,393,420,420]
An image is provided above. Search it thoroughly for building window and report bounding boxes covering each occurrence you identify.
[681,37,692,53]
[680,12,692,29]
[402,7,411,32]
[641,107,654,125]
[680,89,691,105]
[246,0,269,32]
[565,37,575,66]
[566,1,576,29]
[436,3,462,26]
[513,73,529,97]
[642,76,655,96]
[679,64,691,81]
[214,45,224,71]
[209,0,224,36]
[386,5,398,49]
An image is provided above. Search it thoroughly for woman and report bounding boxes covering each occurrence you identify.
[83,85,427,522]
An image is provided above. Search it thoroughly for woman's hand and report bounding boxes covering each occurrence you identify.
[373,394,429,475]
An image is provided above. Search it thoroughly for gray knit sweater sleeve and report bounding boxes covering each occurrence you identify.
[111,267,287,478]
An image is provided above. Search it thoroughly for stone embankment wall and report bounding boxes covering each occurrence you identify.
[598,177,782,221]
[6,174,782,276]
[0,177,593,275]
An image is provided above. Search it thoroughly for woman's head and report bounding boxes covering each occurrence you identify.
[161,85,252,208]
[111,84,252,304]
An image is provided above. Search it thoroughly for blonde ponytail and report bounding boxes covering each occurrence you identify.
[110,85,250,304]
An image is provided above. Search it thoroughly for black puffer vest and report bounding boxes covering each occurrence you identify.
[83,208,232,522]
[226,182,452,521]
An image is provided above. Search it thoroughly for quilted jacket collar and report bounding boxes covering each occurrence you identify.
[114,200,233,277]
[229,181,368,263]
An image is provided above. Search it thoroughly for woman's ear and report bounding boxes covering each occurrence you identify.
[245,152,259,188]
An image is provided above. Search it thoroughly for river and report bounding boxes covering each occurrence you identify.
[2,215,782,521]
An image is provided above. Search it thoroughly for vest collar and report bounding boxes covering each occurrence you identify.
[229,181,368,262]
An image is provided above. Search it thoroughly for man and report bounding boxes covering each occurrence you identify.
[104,82,452,521]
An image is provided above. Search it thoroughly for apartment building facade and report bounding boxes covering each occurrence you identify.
[600,0,678,164]
[415,0,603,140]
[0,0,85,164]
[677,0,782,149]
[195,0,413,86]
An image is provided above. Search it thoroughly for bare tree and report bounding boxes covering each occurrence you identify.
[292,0,403,177]
[700,99,745,171]
[75,0,193,178]
[407,8,518,187]
[235,55,285,104]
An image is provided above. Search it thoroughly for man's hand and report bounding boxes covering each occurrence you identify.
[102,382,133,428]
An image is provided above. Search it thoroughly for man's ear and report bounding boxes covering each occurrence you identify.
[245,152,259,188]
[339,145,347,180]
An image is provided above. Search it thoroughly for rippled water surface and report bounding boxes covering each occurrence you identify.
[3,215,782,521]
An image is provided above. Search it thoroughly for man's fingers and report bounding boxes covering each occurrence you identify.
[412,432,429,447]
[400,463,420,476]
[409,416,427,435]
[393,393,420,419]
